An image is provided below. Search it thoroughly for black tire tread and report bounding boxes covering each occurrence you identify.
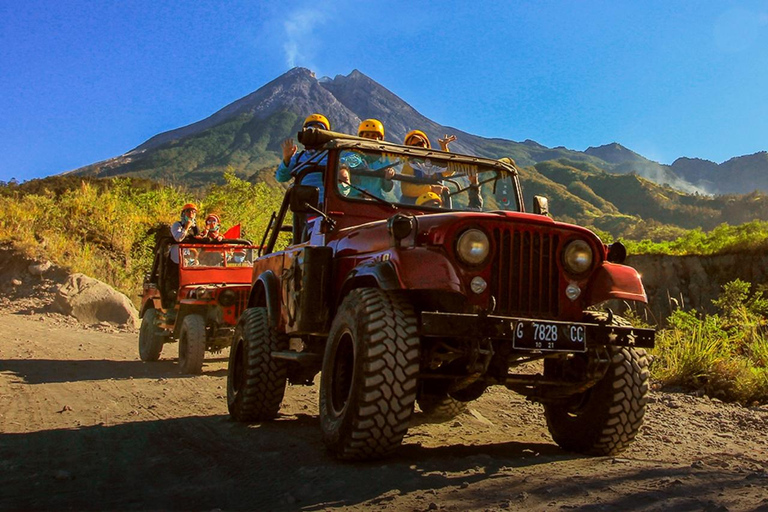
[138,308,163,362]
[228,307,288,422]
[418,394,467,422]
[544,312,650,456]
[322,288,420,460]
[179,314,206,374]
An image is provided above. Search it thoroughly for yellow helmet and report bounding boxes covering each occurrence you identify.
[358,118,385,139]
[404,129,431,148]
[415,192,442,207]
[498,157,517,166]
[303,113,330,130]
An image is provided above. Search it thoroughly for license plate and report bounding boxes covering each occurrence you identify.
[512,320,588,352]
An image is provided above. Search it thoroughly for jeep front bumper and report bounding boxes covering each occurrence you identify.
[420,311,655,351]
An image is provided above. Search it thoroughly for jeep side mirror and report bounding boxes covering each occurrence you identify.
[290,185,320,214]
[533,195,549,216]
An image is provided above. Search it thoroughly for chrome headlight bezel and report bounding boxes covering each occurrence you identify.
[455,228,490,266]
[562,239,594,276]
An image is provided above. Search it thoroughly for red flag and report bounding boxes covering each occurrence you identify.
[223,223,241,239]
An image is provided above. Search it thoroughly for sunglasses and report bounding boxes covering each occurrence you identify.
[305,122,326,129]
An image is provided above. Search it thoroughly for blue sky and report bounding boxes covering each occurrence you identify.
[1,0,767,182]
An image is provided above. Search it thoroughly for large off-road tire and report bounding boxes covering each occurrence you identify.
[544,314,650,455]
[417,394,467,422]
[138,308,163,362]
[178,314,206,374]
[320,288,420,461]
[227,307,289,422]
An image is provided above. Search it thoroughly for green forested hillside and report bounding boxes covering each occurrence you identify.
[530,159,768,236]
[0,173,284,299]
[7,157,768,300]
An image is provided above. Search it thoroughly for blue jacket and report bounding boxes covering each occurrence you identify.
[275,150,328,203]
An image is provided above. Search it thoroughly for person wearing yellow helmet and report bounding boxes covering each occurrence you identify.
[400,132,458,205]
[415,191,443,208]
[357,118,385,140]
[339,118,396,200]
[277,113,331,202]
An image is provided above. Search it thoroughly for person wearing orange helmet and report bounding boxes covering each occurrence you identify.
[170,203,204,264]
[277,113,331,202]
[166,202,205,296]
[201,214,224,242]
[399,131,457,206]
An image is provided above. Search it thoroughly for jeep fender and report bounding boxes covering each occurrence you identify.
[586,262,648,304]
[338,260,401,301]
[249,270,280,328]
[338,252,464,304]
[173,303,208,338]
[139,301,153,318]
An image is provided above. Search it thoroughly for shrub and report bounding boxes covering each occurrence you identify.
[651,280,768,404]
[0,173,284,303]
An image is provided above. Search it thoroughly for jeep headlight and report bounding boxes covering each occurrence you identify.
[563,240,593,275]
[456,229,490,266]
[218,289,237,307]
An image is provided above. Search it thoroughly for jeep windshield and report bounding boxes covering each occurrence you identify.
[335,148,521,212]
[180,246,256,269]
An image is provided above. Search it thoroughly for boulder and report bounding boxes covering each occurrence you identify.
[28,260,52,276]
[53,273,138,327]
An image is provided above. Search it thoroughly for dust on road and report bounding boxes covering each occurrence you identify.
[1,312,767,511]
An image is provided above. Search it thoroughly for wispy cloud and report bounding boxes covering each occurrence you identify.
[283,6,327,69]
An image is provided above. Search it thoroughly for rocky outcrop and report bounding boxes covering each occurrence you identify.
[53,273,138,327]
[627,250,768,323]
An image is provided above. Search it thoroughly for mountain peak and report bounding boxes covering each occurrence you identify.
[585,143,644,165]
[283,67,316,79]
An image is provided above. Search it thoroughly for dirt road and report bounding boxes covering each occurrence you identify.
[1,312,767,511]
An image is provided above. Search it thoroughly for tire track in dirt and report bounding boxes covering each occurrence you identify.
[1,312,767,511]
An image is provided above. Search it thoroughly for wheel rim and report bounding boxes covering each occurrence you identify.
[330,330,355,415]
[563,387,594,417]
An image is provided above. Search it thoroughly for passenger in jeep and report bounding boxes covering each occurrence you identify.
[170,203,204,263]
[346,119,395,196]
[167,203,205,295]
[415,191,443,208]
[400,130,457,205]
[277,113,330,203]
[201,214,224,242]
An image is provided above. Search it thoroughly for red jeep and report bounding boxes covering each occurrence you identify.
[139,240,258,374]
[227,128,655,460]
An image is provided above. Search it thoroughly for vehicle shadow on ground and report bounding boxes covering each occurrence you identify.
[0,413,754,511]
[0,358,228,384]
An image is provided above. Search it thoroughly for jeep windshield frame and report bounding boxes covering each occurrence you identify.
[295,128,524,215]
[330,142,522,213]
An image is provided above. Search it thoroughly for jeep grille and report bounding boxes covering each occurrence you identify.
[235,289,249,317]
[490,228,560,318]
